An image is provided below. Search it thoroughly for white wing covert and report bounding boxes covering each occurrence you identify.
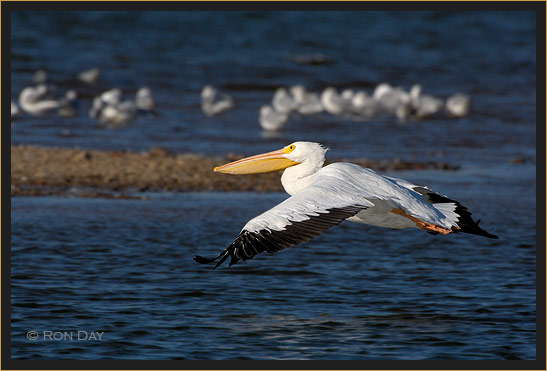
[194,178,370,268]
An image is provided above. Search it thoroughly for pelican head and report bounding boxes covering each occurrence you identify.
[214,141,328,175]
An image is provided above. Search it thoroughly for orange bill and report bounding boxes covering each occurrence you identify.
[214,149,300,174]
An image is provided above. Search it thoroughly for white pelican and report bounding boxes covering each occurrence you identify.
[195,142,498,268]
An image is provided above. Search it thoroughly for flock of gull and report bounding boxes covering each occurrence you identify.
[11,68,156,127]
[257,84,470,131]
[11,68,470,132]
[198,83,471,132]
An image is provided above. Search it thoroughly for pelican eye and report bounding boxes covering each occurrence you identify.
[282,145,296,154]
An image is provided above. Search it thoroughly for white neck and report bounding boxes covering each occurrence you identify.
[281,159,324,195]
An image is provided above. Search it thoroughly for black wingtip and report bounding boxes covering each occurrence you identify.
[193,255,217,264]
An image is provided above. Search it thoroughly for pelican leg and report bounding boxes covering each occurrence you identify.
[391,208,453,235]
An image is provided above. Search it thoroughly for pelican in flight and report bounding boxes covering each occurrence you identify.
[194,142,498,268]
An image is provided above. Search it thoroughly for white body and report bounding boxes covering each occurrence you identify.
[239,142,459,234]
[246,159,457,233]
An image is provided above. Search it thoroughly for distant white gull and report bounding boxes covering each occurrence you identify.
[19,84,61,115]
[89,88,122,119]
[32,69,47,84]
[136,87,156,113]
[351,91,380,118]
[409,84,443,119]
[11,101,20,118]
[78,67,101,84]
[445,93,470,117]
[58,90,79,117]
[373,83,411,118]
[99,100,137,126]
[259,105,290,131]
[89,88,137,126]
[272,87,298,114]
[320,87,352,116]
[201,85,234,117]
[289,85,323,115]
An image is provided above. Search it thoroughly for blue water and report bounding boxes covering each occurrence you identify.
[10,11,537,360]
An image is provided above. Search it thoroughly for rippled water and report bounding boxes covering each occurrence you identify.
[11,165,536,360]
[10,10,537,360]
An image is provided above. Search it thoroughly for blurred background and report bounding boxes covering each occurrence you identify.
[10,11,536,161]
[10,11,536,360]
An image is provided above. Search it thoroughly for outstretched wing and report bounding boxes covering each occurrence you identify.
[194,181,369,268]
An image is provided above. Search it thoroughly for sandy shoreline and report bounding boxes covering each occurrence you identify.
[11,145,459,198]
